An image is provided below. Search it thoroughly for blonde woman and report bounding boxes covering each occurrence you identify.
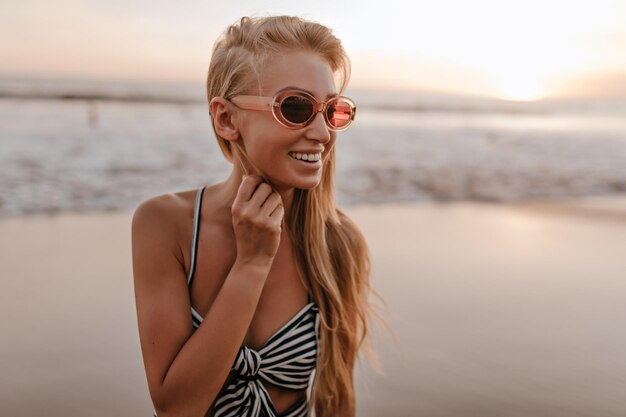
[132,15,379,417]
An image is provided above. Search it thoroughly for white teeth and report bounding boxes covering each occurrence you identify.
[289,152,321,162]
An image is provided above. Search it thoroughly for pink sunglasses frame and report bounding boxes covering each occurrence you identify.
[224,88,356,131]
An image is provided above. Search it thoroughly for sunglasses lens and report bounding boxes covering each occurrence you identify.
[326,99,354,129]
[280,96,314,124]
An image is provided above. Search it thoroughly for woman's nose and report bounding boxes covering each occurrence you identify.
[306,111,331,143]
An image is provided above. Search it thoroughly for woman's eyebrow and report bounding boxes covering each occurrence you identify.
[281,86,338,99]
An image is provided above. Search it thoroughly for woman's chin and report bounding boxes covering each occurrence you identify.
[295,183,319,190]
[261,172,321,191]
[293,174,322,189]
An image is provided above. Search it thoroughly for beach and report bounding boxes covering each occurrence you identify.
[2,87,626,217]
[1,197,625,416]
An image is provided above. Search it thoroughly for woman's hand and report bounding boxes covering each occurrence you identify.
[231,175,285,267]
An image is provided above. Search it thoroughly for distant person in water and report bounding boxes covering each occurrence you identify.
[132,15,382,417]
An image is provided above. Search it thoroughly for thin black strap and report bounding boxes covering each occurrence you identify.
[307,292,313,303]
[187,185,206,287]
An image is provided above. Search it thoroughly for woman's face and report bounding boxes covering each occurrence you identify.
[235,50,338,191]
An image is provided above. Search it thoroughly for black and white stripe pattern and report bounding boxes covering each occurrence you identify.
[152,185,320,417]
[211,300,320,417]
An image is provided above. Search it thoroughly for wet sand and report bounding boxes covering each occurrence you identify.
[1,198,625,416]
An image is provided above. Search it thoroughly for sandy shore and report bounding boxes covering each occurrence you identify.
[1,198,625,417]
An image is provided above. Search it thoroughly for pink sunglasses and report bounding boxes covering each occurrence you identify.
[225,88,356,131]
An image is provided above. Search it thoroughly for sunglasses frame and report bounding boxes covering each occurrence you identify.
[227,88,356,131]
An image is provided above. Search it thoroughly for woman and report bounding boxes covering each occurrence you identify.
[132,15,378,417]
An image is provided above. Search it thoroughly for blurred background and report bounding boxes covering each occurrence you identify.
[1,1,625,416]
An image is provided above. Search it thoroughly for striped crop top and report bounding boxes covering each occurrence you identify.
[152,185,321,417]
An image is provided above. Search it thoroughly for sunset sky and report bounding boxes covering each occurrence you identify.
[2,0,626,100]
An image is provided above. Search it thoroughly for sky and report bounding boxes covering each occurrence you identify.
[2,0,626,100]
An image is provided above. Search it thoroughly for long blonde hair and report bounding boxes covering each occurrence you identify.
[206,15,385,416]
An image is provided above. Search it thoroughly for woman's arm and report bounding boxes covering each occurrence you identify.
[131,195,272,417]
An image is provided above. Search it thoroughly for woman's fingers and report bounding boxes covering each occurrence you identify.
[269,203,285,220]
[231,175,285,265]
[260,192,283,217]
[233,175,263,205]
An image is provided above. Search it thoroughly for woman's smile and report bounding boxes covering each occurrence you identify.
[288,151,322,168]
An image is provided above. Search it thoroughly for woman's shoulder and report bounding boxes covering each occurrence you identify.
[131,185,215,251]
[133,187,198,227]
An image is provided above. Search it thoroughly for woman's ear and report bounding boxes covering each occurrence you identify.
[209,97,240,141]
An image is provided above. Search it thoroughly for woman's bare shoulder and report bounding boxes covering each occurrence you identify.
[133,188,200,225]
[131,188,204,258]
[136,187,199,208]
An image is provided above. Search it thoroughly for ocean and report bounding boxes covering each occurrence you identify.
[1,77,625,217]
